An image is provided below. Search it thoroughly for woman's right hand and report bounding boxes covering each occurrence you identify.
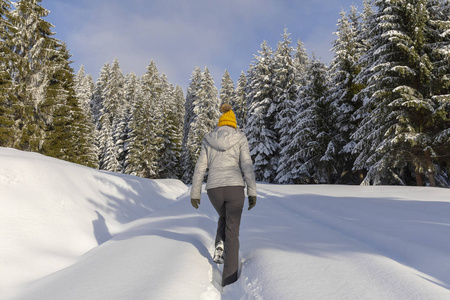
[248,196,256,210]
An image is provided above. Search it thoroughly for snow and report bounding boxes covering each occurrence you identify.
[1,147,450,300]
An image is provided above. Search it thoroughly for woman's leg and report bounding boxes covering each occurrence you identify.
[222,186,245,286]
[208,186,245,286]
[207,188,226,246]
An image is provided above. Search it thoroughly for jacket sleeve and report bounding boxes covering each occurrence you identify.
[239,135,257,197]
[191,141,208,199]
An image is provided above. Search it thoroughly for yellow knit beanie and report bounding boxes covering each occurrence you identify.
[218,103,237,128]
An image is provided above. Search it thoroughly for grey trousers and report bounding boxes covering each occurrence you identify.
[207,186,245,286]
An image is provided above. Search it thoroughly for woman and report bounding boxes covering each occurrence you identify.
[190,103,257,287]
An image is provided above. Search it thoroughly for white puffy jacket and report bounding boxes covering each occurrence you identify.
[190,126,257,199]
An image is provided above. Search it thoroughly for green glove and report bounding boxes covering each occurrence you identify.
[191,198,200,209]
[248,196,256,210]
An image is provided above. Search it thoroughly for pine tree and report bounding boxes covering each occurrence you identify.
[189,67,220,165]
[42,43,75,161]
[125,83,154,177]
[287,57,334,183]
[0,0,15,147]
[74,66,98,167]
[426,0,450,186]
[93,59,127,172]
[220,70,235,106]
[108,58,125,119]
[95,61,121,172]
[129,60,164,178]
[233,71,247,128]
[91,63,109,168]
[91,63,110,126]
[173,85,185,178]
[245,41,278,182]
[42,43,98,167]
[122,72,141,173]
[293,38,309,80]
[181,67,202,183]
[352,0,447,186]
[273,29,301,183]
[359,0,375,55]
[328,8,365,183]
[7,0,60,151]
[105,58,127,170]
[157,75,183,179]
[112,103,129,172]
[74,66,94,120]
[184,66,220,182]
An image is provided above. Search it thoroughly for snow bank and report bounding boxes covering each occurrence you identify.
[0,147,187,299]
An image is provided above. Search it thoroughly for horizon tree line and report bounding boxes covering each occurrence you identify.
[1,0,449,187]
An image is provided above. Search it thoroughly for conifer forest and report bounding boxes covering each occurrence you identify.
[1,0,449,186]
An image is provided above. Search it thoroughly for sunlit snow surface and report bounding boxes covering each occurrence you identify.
[1,147,450,299]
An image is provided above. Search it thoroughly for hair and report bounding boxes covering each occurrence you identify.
[220,103,232,113]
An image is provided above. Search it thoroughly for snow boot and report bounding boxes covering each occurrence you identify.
[213,240,224,264]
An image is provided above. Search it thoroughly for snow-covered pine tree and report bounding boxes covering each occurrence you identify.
[245,41,278,182]
[122,72,141,173]
[293,38,309,78]
[273,29,301,184]
[157,75,183,179]
[189,67,220,164]
[233,71,247,128]
[74,66,98,168]
[94,62,120,172]
[105,58,128,171]
[353,0,445,186]
[125,82,152,177]
[7,0,60,151]
[359,0,375,55]
[181,67,202,183]
[0,0,15,147]
[328,8,365,183]
[112,99,131,171]
[43,43,98,168]
[112,101,130,172]
[74,66,94,120]
[108,58,125,119]
[131,60,164,178]
[348,0,375,182]
[93,59,126,172]
[220,70,235,107]
[425,0,450,186]
[173,85,185,178]
[262,29,298,179]
[288,56,335,183]
[91,63,110,126]
[90,63,109,169]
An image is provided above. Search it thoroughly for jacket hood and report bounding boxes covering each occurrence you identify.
[204,126,242,151]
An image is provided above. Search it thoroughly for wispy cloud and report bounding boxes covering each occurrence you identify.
[45,0,362,89]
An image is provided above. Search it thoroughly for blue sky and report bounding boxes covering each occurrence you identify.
[43,0,364,91]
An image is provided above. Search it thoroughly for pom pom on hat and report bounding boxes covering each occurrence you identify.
[220,103,232,113]
[218,103,237,128]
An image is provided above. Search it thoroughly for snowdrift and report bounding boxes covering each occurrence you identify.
[1,147,450,299]
[0,147,188,299]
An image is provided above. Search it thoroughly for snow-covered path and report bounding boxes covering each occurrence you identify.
[1,148,450,299]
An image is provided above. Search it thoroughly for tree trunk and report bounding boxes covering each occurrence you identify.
[425,149,437,187]
[415,172,424,186]
[358,170,364,184]
[429,171,437,187]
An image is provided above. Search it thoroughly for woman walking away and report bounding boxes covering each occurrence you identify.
[190,103,257,287]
